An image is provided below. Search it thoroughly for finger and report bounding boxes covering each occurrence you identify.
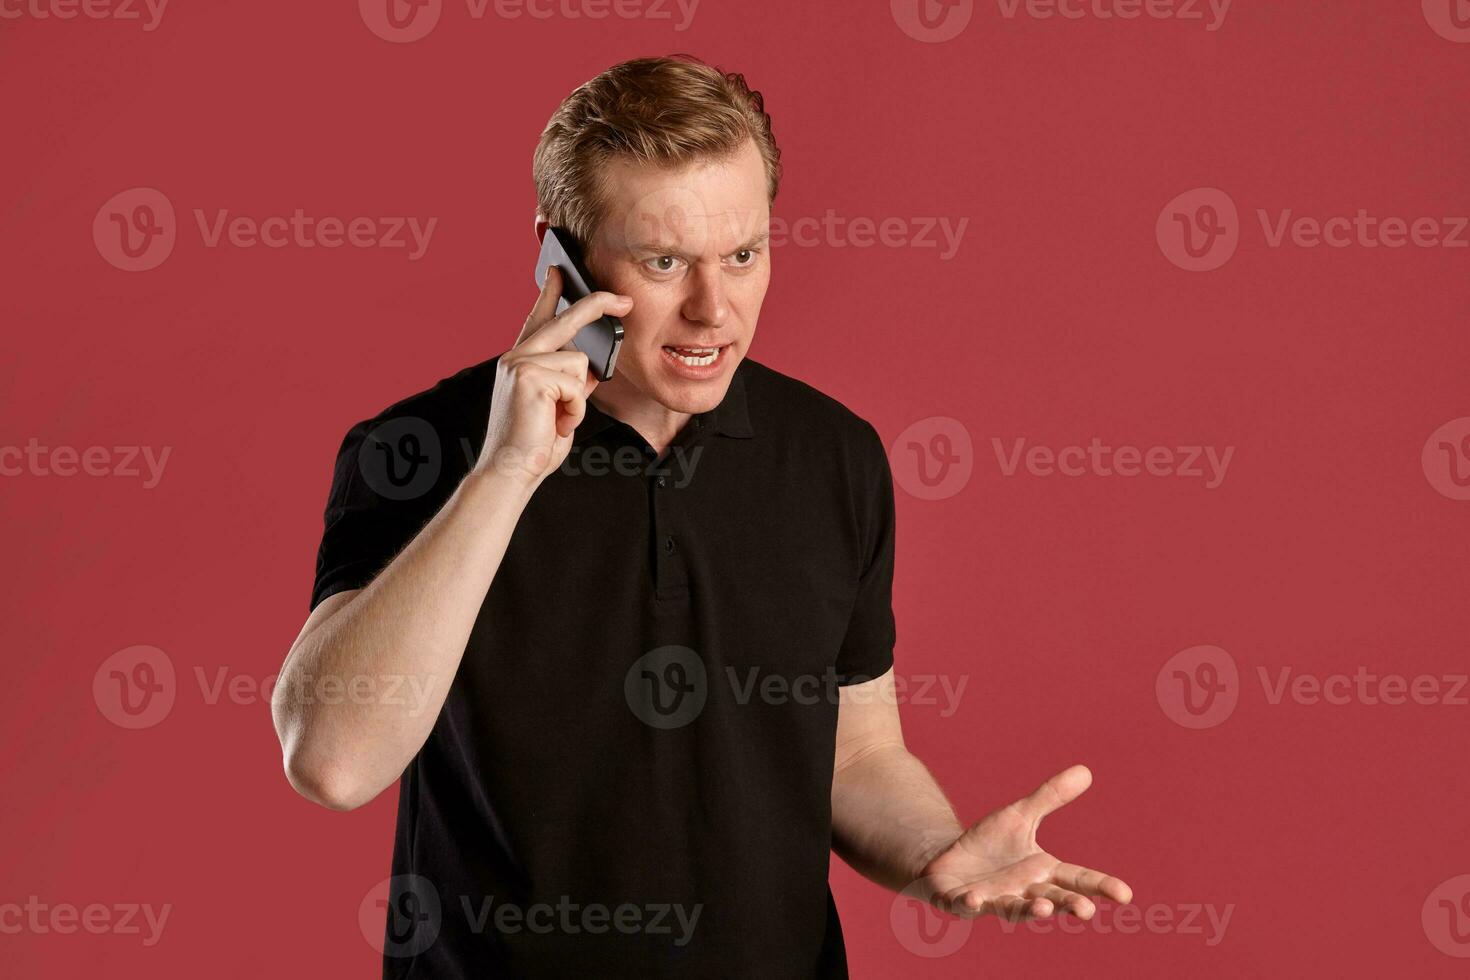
[512,364,586,437]
[515,265,566,347]
[1015,764,1093,824]
[519,349,590,383]
[1024,883,1095,919]
[1051,863,1133,904]
[521,349,598,402]
[980,893,1050,921]
[518,289,632,357]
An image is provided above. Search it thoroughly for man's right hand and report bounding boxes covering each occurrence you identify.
[477,265,633,490]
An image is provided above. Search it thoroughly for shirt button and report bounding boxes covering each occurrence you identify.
[656,476,668,489]
[663,536,675,555]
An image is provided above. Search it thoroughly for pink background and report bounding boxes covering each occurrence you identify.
[3,0,1469,976]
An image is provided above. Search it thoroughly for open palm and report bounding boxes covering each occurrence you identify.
[916,765,1132,920]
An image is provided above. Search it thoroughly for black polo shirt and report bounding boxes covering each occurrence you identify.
[310,355,897,979]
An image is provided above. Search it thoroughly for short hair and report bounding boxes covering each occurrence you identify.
[533,54,782,245]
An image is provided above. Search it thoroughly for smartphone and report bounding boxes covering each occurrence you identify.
[534,227,623,381]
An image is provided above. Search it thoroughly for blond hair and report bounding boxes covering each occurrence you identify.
[533,54,782,245]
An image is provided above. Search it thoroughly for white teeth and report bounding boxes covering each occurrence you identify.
[666,346,720,367]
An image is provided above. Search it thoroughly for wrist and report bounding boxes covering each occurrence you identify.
[473,442,554,494]
[459,460,538,512]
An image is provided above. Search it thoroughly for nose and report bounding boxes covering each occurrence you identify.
[679,261,727,328]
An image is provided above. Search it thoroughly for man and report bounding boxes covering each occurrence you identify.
[271,54,1131,978]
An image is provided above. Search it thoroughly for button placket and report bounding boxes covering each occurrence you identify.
[649,442,689,596]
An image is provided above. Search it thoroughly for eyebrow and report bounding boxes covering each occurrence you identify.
[735,231,771,251]
[627,230,770,258]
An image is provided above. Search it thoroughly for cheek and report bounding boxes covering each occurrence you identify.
[621,287,676,345]
[730,272,770,319]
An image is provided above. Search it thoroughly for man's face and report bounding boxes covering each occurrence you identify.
[582,137,771,416]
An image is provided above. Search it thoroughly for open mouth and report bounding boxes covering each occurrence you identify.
[661,344,728,368]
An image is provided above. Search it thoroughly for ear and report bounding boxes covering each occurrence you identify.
[534,214,549,244]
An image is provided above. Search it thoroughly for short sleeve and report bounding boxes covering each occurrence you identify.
[308,417,445,611]
[833,420,897,685]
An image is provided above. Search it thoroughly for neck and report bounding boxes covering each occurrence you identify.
[588,378,691,456]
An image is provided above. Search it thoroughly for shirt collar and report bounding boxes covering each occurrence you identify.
[574,362,755,445]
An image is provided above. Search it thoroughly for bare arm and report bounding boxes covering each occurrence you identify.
[832,668,1133,919]
[272,469,532,811]
[271,269,633,811]
[831,669,964,889]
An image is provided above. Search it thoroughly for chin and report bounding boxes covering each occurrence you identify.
[648,377,730,416]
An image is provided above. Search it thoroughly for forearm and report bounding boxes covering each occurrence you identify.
[272,468,532,809]
[830,743,965,892]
